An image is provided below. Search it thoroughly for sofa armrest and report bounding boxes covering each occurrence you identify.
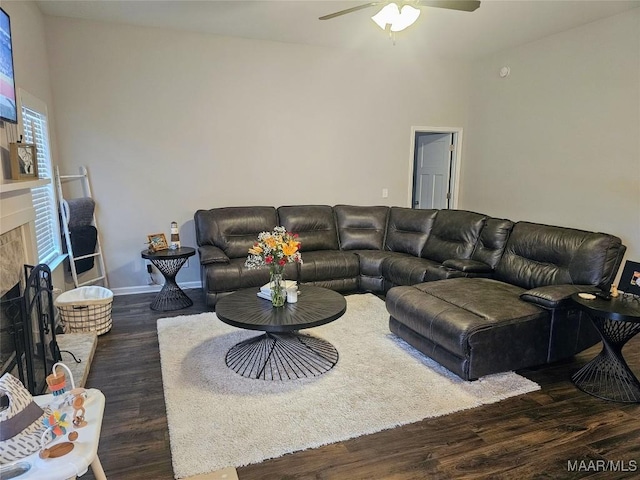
[520,284,599,309]
[442,259,493,274]
[198,245,230,265]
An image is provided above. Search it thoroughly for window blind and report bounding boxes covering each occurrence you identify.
[21,105,61,265]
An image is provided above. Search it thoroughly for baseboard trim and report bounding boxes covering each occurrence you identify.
[111,281,202,296]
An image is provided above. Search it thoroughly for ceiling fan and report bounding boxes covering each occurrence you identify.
[320,1,480,33]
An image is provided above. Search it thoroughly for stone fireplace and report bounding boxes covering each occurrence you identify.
[0,227,28,377]
[0,227,27,296]
[1,179,98,392]
[1,180,58,392]
[1,179,45,310]
[1,180,42,336]
[0,181,40,274]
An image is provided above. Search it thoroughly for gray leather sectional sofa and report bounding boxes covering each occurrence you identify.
[194,205,626,380]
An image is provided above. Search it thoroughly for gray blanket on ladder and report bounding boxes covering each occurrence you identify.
[64,198,97,274]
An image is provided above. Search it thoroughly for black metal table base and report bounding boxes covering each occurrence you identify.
[150,279,193,311]
[226,332,339,380]
[149,257,193,311]
[572,316,640,403]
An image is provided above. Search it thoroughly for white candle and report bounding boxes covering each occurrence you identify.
[287,287,298,303]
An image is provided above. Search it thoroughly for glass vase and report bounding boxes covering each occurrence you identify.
[270,271,287,307]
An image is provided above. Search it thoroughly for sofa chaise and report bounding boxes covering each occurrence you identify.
[194,205,625,380]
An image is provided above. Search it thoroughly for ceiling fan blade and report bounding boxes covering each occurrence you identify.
[319,2,381,20]
[418,0,481,12]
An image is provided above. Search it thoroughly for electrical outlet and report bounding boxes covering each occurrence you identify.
[145,260,156,285]
[382,188,389,198]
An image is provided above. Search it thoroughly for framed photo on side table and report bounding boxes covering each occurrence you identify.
[9,143,38,180]
[619,260,640,297]
[147,233,168,252]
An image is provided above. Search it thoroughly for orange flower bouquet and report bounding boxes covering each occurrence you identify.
[245,226,302,306]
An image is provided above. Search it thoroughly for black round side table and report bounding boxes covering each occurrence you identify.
[141,247,195,311]
[571,293,640,403]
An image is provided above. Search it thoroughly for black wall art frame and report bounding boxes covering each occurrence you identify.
[619,260,640,297]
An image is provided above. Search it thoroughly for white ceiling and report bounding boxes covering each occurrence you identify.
[35,0,640,57]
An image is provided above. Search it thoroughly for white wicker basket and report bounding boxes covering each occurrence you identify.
[54,286,114,335]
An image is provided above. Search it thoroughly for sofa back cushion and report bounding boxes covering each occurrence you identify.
[384,207,437,256]
[277,205,338,251]
[334,205,389,250]
[471,217,515,269]
[495,221,626,290]
[194,206,277,259]
[421,210,486,263]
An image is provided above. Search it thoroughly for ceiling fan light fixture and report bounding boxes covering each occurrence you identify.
[371,3,421,32]
[371,3,400,30]
[391,5,421,32]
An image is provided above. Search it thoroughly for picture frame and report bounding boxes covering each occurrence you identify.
[147,233,168,252]
[618,260,640,297]
[9,143,38,180]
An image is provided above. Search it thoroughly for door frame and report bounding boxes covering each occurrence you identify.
[408,126,464,209]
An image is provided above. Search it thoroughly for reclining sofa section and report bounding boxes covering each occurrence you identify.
[194,205,626,380]
[386,222,626,380]
[194,205,484,306]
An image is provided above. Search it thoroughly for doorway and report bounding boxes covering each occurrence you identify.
[409,127,463,210]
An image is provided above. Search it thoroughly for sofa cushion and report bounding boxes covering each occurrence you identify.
[520,284,598,309]
[382,256,469,288]
[298,250,360,282]
[194,206,277,259]
[382,255,445,286]
[495,222,625,290]
[334,205,389,250]
[471,217,514,269]
[353,250,400,277]
[384,207,437,256]
[421,210,486,263]
[198,245,229,265]
[277,205,339,251]
[386,278,548,358]
[355,251,404,294]
[203,258,299,293]
[442,259,493,274]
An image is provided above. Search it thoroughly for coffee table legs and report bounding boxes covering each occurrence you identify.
[226,332,338,380]
[572,315,640,403]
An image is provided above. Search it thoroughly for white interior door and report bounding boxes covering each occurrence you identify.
[413,133,453,209]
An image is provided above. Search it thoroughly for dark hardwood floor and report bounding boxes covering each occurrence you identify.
[82,289,640,480]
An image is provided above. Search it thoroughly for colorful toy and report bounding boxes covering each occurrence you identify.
[45,370,66,397]
[43,411,70,438]
[46,362,76,397]
[40,410,78,459]
[39,431,78,459]
[38,362,88,460]
[72,391,88,428]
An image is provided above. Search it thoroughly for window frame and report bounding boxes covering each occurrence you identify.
[17,89,63,267]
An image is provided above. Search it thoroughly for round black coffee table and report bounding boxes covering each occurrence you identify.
[215,285,347,380]
[571,293,640,403]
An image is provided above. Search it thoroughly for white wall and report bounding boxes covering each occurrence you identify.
[1,1,57,180]
[1,1,66,292]
[45,10,639,292]
[462,9,640,275]
[44,17,470,290]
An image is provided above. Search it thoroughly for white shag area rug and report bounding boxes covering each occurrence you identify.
[157,293,540,479]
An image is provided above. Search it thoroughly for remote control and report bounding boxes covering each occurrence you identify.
[592,291,611,300]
